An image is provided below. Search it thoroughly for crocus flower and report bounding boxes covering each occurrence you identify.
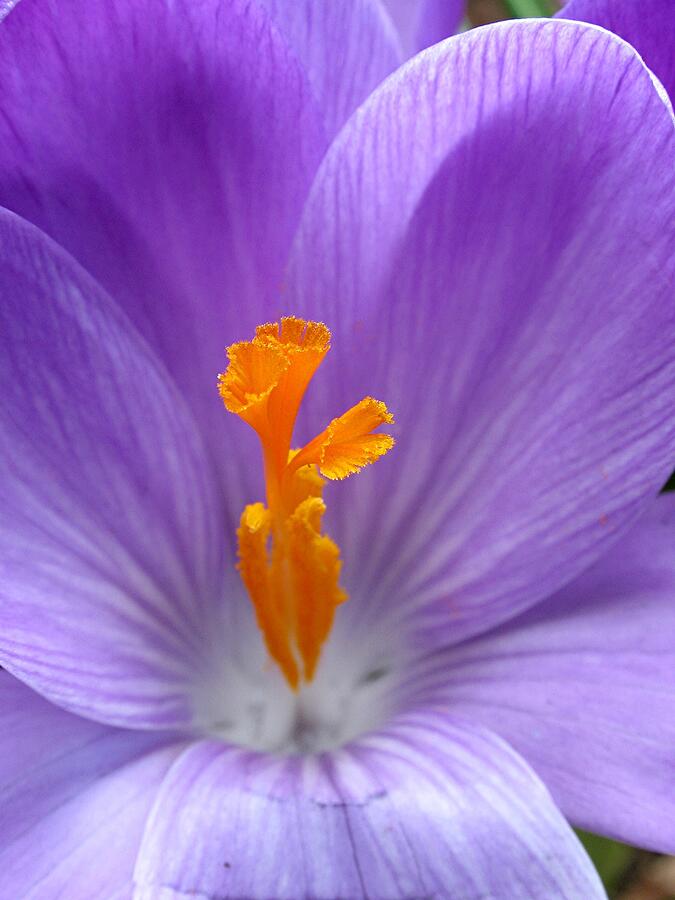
[1,1,674,897]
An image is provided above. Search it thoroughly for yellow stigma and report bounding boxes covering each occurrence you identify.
[218,317,394,689]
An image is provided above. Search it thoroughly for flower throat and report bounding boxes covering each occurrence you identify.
[218,317,394,690]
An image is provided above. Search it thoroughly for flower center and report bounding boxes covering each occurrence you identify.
[218,317,394,690]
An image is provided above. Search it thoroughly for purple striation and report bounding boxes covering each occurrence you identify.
[0,0,673,896]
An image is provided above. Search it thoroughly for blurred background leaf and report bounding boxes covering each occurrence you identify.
[504,0,557,16]
[467,0,560,26]
[577,831,634,896]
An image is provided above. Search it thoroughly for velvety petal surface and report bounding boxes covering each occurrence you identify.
[286,20,675,651]
[384,0,464,55]
[0,210,228,728]
[0,0,326,493]
[258,0,400,136]
[0,673,183,898]
[134,710,603,899]
[405,494,675,852]
[558,0,675,101]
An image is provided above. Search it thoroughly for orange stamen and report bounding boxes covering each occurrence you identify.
[289,397,395,480]
[219,317,394,688]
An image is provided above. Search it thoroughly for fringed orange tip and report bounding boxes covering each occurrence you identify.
[218,317,394,689]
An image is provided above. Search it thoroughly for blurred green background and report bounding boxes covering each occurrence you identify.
[467,0,558,26]
[466,5,675,899]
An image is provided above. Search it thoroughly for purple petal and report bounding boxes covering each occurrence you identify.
[286,20,675,649]
[0,672,182,897]
[258,0,401,136]
[0,0,326,485]
[0,0,18,22]
[384,0,465,55]
[0,210,229,728]
[406,494,675,852]
[134,710,603,898]
[558,0,675,101]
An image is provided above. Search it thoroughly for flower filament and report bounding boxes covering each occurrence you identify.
[218,317,394,689]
